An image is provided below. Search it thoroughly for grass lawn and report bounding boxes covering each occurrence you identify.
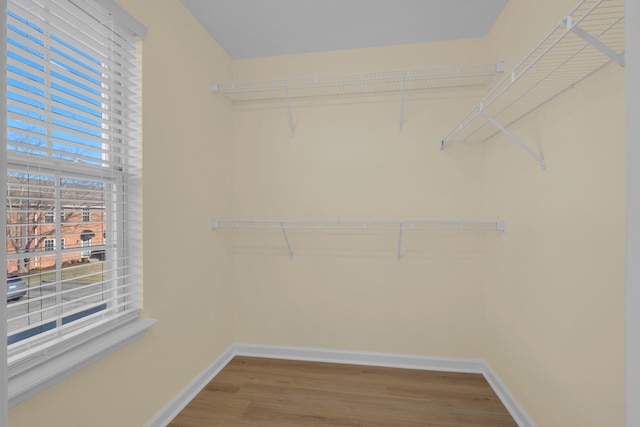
[24,261,107,286]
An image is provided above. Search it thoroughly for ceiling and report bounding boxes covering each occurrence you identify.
[180,0,509,59]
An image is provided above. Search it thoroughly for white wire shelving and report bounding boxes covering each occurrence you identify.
[212,218,506,261]
[211,63,504,135]
[440,0,625,169]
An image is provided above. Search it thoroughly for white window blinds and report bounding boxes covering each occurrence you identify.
[5,0,141,371]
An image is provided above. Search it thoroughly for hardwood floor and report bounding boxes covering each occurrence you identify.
[169,356,518,427]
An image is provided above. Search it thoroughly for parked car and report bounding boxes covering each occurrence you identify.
[7,274,27,301]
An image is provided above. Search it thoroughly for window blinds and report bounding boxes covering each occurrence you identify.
[5,0,141,371]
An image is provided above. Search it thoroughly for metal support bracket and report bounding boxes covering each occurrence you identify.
[479,110,546,170]
[283,80,295,137]
[398,70,407,132]
[280,222,294,260]
[571,25,625,67]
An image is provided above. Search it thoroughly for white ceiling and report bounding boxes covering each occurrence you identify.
[180,0,509,59]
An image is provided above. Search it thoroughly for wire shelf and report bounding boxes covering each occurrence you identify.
[211,63,504,103]
[441,0,624,152]
[212,218,505,260]
[212,218,505,231]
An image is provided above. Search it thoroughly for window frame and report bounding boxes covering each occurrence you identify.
[44,211,55,223]
[2,0,152,408]
[1,0,9,423]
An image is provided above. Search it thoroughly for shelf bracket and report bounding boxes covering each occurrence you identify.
[283,80,295,137]
[479,110,547,170]
[396,222,404,261]
[570,25,625,67]
[279,222,294,260]
[398,70,408,132]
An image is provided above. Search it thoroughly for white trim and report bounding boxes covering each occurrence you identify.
[482,364,538,427]
[94,0,147,38]
[234,342,485,373]
[8,318,156,407]
[627,0,640,425]
[147,343,536,427]
[143,345,236,427]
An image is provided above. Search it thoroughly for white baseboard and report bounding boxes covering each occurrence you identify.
[234,342,485,373]
[146,343,536,427]
[143,345,236,427]
[482,363,537,427]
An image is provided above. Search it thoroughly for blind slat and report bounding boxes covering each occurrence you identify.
[5,0,141,370]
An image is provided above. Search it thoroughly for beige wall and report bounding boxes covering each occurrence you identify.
[230,1,625,424]
[5,0,626,426]
[8,0,236,425]
[483,0,625,426]
[230,39,495,358]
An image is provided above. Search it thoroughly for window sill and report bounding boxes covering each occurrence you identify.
[8,318,157,407]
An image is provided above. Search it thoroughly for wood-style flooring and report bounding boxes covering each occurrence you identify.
[169,356,518,427]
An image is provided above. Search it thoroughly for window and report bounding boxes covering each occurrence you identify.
[44,211,54,223]
[81,238,92,258]
[44,239,55,251]
[4,0,145,384]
